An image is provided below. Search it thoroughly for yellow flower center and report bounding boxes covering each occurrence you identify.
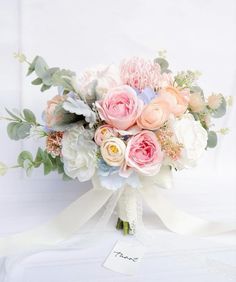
[101,128,107,135]
[109,145,118,153]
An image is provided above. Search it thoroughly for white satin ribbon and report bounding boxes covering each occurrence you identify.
[0,187,113,257]
[140,185,236,236]
[0,177,235,258]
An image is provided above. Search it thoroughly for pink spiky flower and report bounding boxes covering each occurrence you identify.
[120,57,162,90]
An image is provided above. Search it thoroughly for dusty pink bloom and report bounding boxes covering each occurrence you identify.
[96,85,143,130]
[120,57,162,90]
[207,94,223,110]
[125,130,163,176]
[44,95,66,128]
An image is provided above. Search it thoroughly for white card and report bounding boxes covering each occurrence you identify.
[103,240,146,275]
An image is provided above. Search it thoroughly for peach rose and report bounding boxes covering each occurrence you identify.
[44,95,65,128]
[137,98,170,130]
[159,86,190,116]
[94,124,117,146]
[125,130,163,176]
[96,86,143,130]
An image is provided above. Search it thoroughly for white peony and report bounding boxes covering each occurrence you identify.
[171,114,208,168]
[62,125,98,181]
[77,65,121,103]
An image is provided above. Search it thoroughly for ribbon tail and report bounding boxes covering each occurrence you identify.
[0,188,113,257]
[140,185,236,236]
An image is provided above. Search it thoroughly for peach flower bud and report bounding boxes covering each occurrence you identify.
[189,92,205,113]
[159,86,190,116]
[207,94,223,110]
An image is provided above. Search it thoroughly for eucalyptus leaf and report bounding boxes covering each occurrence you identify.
[27,56,38,76]
[211,97,226,118]
[207,131,218,148]
[41,67,59,86]
[51,69,76,92]
[31,77,42,85]
[154,57,169,73]
[5,108,21,121]
[190,86,204,98]
[7,122,21,140]
[23,109,36,124]
[34,56,49,78]
[16,122,31,139]
[17,151,33,167]
[41,84,51,92]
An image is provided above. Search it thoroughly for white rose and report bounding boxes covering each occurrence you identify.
[101,137,126,167]
[62,126,97,181]
[77,65,121,103]
[172,114,208,168]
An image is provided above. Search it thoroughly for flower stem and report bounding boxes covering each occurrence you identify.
[116,218,130,235]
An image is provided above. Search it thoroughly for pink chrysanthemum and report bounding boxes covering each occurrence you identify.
[120,57,162,90]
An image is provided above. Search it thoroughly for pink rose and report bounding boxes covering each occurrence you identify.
[94,124,117,146]
[96,86,143,130]
[44,95,65,128]
[159,86,190,116]
[137,98,170,130]
[125,130,163,176]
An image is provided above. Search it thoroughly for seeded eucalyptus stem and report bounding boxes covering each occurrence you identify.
[116,217,131,235]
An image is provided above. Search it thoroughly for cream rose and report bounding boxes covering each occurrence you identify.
[101,137,126,166]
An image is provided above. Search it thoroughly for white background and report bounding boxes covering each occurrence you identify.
[0,0,236,281]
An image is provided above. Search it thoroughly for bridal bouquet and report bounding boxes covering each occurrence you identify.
[0,52,230,236]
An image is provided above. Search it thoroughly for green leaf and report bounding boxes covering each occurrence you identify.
[0,162,8,176]
[211,97,226,118]
[5,108,21,121]
[207,131,218,148]
[34,56,49,78]
[51,69,75,91]
[190,86,204,99]
[23,109,36,124]
[7,122,21,140]
[154,57,169,73]
[41,67,59,86]
[17,151,33,167]
[16,122,31,139]
[43,156,53,175]
[31,77,43,85]
[27,56,38,76]
[7,122,31,140]
[34,147,44,167]
[62,173,73,181]
[40,84,51,92]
